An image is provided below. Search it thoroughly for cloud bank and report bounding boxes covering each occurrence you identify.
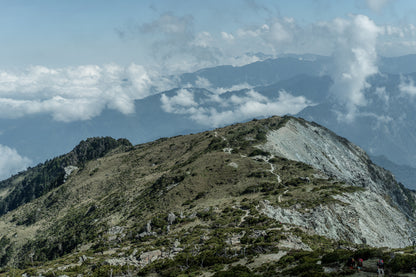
[0,64,175,122]
[1,11,414,124]
[0,145,31,181]
[161,88,313,127]
[119,12,415,124]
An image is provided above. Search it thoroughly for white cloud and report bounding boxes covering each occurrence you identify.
[268,18,294,44]
[115,9,416,72]
[0,64,176,122]
[160,88,313,127]
[379,23,416,56]
[328,15,381,122]
[230,89,268,104]
[228,13,416,59]
[194,76,213,89]
[160,88,198,114]
[226,54,265,67]
[0,145,31,181]
[233,18,299,57]
[222,15,415,122]
[192,90,312,127]
[221,31,234,41]
[399,77,416,97]
[193,77,253,95]
[0,97,106,122]
[214,83,254,95]
[191,32,214,48]
[5,13,410,124]
[362,112,392,124]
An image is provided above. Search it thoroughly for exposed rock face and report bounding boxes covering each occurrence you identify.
[139,250,162,266]
[260,117,416,248]
[262,190,412,248]
[63,165,78,182]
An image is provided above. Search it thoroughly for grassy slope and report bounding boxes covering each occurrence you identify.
[0,116,414,276]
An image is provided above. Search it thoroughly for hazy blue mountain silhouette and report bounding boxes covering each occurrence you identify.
[2,54,416,188]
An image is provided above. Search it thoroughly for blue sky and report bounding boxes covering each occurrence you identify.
[0,0,415,67]
[1,0,416,179]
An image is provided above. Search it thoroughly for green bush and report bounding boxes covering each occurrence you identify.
[283,262,323,277]
[206,137,228,152]
[255,131,267,142]
[269,157,280,163]
[321,249,352,265]
[353,247,383,261]
[213,265,255,277]
[277,254,295,267]
[91,264,127,276]
[389,253,416,273]
[278,251,323,276]
[248,149,270,157]
[152,214,167,230]
[284,177,308,187]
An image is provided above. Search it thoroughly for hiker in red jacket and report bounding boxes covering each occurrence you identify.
[357,258,363,271]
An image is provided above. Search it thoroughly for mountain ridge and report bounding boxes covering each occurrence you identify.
[0,137,132,217]
[0,116,415,276]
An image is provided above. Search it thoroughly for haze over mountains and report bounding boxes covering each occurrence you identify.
[2,54,416,189]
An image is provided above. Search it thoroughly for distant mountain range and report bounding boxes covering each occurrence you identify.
[2,54,416,189]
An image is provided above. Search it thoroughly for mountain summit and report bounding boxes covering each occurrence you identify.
[0,116,414,276]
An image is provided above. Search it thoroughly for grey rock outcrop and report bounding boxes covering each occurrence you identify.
[260,117,416,248]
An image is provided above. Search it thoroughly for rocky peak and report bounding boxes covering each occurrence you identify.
[259,117,416,247]
[63,137,132,166]
[262,118,376,188]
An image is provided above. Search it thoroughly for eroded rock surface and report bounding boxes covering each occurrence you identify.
[260,118,416,248]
